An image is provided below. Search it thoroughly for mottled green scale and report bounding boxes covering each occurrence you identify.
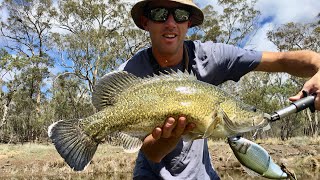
[82,70,267,142]
[48,70,270,171]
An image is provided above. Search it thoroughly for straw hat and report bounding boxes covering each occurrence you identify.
[131,0,204,30]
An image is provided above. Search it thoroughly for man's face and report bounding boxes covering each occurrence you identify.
[141,1,191,56]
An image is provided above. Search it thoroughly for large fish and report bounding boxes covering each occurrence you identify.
[228,136,290,179]
[48,70,269,171]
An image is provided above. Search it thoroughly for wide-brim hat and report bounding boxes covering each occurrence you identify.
[131,0,204,30]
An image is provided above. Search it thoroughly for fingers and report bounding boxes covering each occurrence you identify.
[289,89,320,110]
[161,117,176,138]
[172,116,187,137]
[183,123,196,135]
[151,127,162,140]
[150,116,196,140]
[289,90,305,101]
[315,95,320,110]
[161,116,195,138]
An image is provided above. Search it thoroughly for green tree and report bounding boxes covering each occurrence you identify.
[0,0,57,142]
[266,21,320,138]
[51,74,94,121]
[52,0,149,94]
[189,0,260,46]
[267,22,320,52]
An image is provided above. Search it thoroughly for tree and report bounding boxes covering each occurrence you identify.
[189,0,261,46]
[0,0,57,142]
[267,21,320,138]
[52,0,149,94]
[51,74,94,121]
[267,22,320,52]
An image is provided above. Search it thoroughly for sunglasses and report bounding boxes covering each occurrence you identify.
[145,7,191,23]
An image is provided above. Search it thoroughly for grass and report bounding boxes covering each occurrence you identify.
[0,143,137,179]
[1,137,320,179]
[254,136,320,146]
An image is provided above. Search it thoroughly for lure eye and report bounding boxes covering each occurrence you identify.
[250,106,257,112]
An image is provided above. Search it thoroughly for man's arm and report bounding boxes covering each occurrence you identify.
[255,50,320,77]
[255,50,320,109]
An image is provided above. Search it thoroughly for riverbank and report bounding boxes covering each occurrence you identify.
[0,137,319,179]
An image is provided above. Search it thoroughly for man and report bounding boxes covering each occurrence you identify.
[119,0,320,179]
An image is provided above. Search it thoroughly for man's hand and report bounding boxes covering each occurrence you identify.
[289,71,320,110]
[141,116,196,163]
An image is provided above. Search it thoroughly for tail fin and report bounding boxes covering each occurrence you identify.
[48,120,98,171]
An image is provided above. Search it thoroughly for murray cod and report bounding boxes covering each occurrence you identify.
[48,70,269,171]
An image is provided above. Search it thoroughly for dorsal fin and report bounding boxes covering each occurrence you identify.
[92,70,197,111]
[92,71,140,111]
[149,69,197,81]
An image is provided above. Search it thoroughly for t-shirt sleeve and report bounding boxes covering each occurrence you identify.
[191,41,262,85]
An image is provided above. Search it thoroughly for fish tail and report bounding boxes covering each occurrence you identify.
[48,120,98,171]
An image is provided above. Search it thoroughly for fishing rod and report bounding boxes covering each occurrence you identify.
[269,91,316,122]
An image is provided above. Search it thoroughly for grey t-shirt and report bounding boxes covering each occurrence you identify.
[118,40,262,179]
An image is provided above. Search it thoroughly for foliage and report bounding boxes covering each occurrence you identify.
[0,0,319,143]
[263,21,320,139]
[51,0,149,93]
[0,0,56,142]
[189,0,260,46]
[267,22,320,52]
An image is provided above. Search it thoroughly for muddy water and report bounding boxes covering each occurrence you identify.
[3,169,319,180]
[218,168,320,180]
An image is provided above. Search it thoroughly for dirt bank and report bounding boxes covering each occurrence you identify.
[0,137,319,179]
[209,138,320,179]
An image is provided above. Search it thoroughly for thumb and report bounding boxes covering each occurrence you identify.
[289,91,304,102]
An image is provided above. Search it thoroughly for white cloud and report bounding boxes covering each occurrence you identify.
[256,0,320,24]
[196,0,320,51]
[245,23,278,51]
[250,0,320,51]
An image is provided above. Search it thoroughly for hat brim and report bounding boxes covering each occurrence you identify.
[131,0,204,30]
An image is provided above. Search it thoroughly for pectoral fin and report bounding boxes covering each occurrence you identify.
[106,131,143,153]
[222,111,265,134]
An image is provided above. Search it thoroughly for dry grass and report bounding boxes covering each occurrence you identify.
[0,143,137,179]
[1,137,320,179]
[210,137,320,179]
[254,136,320,146]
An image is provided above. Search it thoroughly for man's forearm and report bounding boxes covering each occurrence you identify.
[256,50,320,77]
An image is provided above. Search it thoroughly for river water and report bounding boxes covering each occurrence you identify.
[3,169,319,180]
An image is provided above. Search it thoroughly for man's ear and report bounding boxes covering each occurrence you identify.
[141,16,149,31]
[188,20,192,28]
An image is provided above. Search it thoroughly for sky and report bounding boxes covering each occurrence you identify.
[0,0,319,96]
[0,0,319,81]
[198,0,320,51]
[1,0,319,52]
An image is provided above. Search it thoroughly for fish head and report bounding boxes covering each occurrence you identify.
[219,99,269,134]
[228,136,250,154]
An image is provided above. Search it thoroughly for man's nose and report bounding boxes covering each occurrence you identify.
[164,14,176,26]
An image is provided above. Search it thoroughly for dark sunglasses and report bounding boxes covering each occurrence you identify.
[144,7,190,23]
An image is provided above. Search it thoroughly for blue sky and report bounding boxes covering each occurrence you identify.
[198,0,320,51]
[1,0,319,52]
[1,0,320,80]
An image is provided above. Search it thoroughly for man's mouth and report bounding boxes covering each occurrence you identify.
[163,34,177,39]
